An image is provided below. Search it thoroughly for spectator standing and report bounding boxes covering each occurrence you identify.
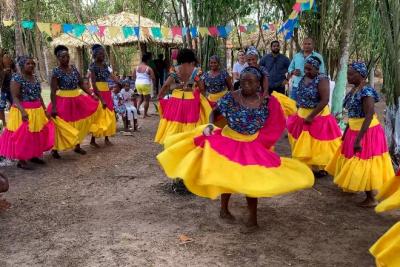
[232,50,247,90]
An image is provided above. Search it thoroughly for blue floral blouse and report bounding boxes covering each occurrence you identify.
[11,73,41,102]
[201,70,229,94]
[89,62,111,82]
[296,74,328,108]
[343,86,379,118]
[52,65,81,90]
[216,92,269,135]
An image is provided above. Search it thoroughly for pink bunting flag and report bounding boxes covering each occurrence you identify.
[171,27,182,37]
[208,26,218,37]
[98,26,106,37]
[239,25,247,33]
[269,24,276,32]
[293,3,301,12]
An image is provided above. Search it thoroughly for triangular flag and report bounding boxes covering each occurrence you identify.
[134,27,140,38]
[108,26,121,38]
[122,26,134,38]
[198,27,209,37]
[301,2,311,11]
[293,3,301,12]
[21,20,35,30]
[284,30,294,41]
[217,26,228,38]
[225,25,233,36]
[208,26,218,37]
[73,24,86,37]
[171,27,182,37]
[239,25,247,33]
[98,26,106,37]
[87,25,99,34]
[63,24,74,34]
[51,24,61,36]
[151,27,162,39]
[3,20,14,27]
[289,10,299,19]
[246,24,257,33]
[262,24,269,30]
[182,27,188,37]
[161,27,170,38]
[269,23,276,32]
[37,22,52,36]
[142,27,151,38]
[190,27,198,38]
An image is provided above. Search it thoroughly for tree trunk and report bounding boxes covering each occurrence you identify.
[181,0,192,49]
[34,0,46,81]
[331,0,354,127]
[369,65,375,88]
[14,0,25,56]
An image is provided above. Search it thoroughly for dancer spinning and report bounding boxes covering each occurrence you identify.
[157,66,314,228]
[49,45,101,159]
[369,170,400,266]
[155,48,211,144]
[326,62,394,206]
[89,44,119,147]
[287,56,341,177]
[0,56,54,169]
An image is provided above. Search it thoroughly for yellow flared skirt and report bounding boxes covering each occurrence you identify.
[370,222,400,267]
[271,91,297,117]
[155,90,211,144]
[157,125,314,199]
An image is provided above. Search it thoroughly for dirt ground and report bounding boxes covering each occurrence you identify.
[0,105,399,267]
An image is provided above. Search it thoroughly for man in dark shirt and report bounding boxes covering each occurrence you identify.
[259,41,290,95]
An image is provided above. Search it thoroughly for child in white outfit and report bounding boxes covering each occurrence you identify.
[120,82,138,132]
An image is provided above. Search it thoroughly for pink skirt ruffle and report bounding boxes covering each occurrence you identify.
[48,94,99,122]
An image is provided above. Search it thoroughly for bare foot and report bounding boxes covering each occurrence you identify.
[105,139,113,146]
[90,141,100,148]
[358,198,378,208]
[74,147,87,155]
[240,222,259,234]
[219,209,235,222]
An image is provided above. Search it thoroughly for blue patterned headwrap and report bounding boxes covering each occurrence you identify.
[240,66,262,81]
[350,61,368,78]
[16,55,32,69]
[245,46,259,57]
[92,44,104,58]
[305,56,321,70]
[209,55,220,64]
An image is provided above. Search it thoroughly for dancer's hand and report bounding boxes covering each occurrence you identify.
[203,125,214,136]
[21,110,29,121]
[45,111,51,119]
[101,100,107,109]
[354,142,362,153]
[304,116,314,124]
[51,108,58,118]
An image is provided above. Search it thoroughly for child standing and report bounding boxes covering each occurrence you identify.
[120,81,139,132]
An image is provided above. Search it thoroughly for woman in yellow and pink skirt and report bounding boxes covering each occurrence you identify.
[0,56,54,169]
[48,45,102,159]
[369,169,400,266]
[287,56,342,177]
[88,44,120,147]
[326,62,394,207]
[155,49,212,145]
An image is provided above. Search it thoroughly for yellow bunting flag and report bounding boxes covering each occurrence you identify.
[108,26,121,38]
[198,27,209,37]
[289,10,299,19]
[142,27,151,38]
[37,22,52,36]
[3,20,14,27]
[161,27,170,39]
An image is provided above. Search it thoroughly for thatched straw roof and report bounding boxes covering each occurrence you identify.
[51,12,181,47]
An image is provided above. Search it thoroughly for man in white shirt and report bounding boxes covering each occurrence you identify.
[232,50,248,90]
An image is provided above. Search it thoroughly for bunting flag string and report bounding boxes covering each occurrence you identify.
[278,0,316,41]
[2,19,283,41]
